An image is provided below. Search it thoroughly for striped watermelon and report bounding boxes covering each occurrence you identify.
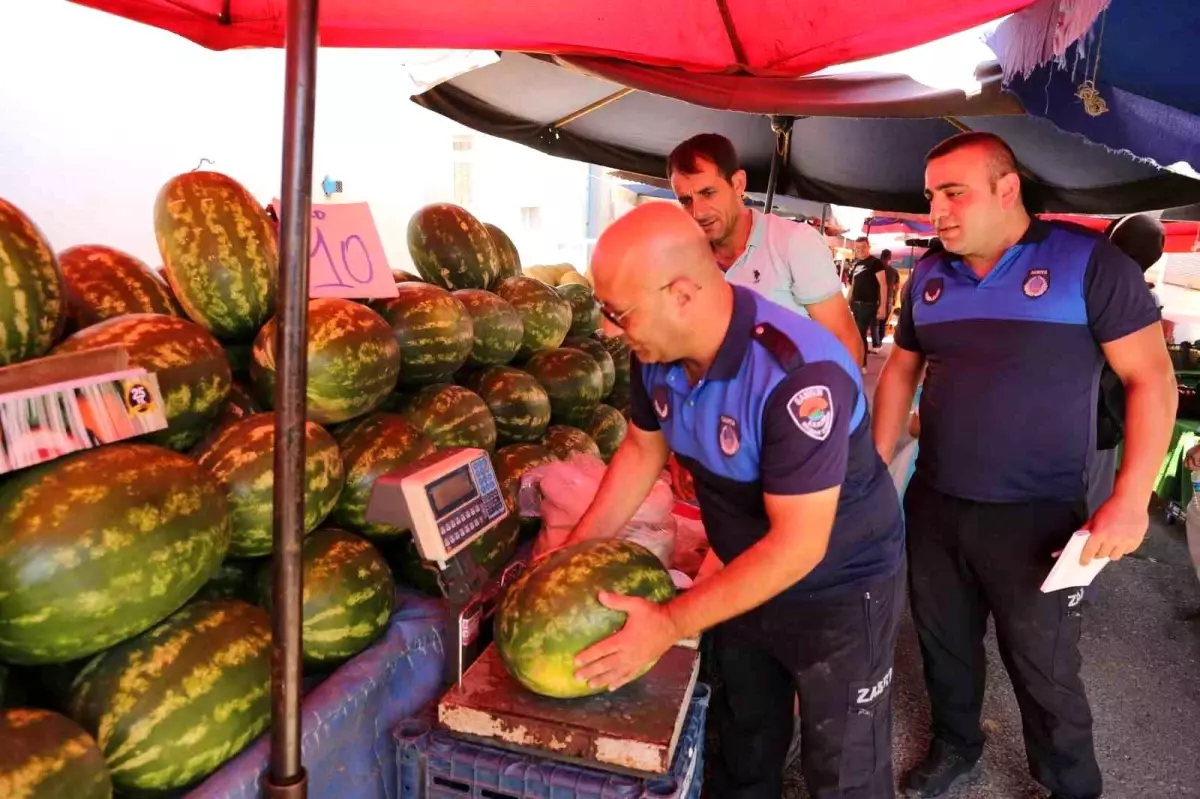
[543,425,602,461]
[386,514,520,596]
[192,413,344,557]
[330,413,437,537]
[594,331,631,386]
[494,539,675,698]
[563,337,616,398]
[588,404,629,462]
[376,283,473,387]
[556,283,602,337]
[53,313,232,451]
[250,298,400,424]
[484,223,522,283]
[460,366,551,445]
[67,599,271,795]
[452,288,523,367]
[154,171,279,342]
[523,348,605,428]
[607,381,632,415]
[0,709,112,799]
[59,245,183,328]
[406,203,500,290]
[492,443,558,529]
[256,528,393,667]
[0,444,231,665]
[494,277,572,360]
[402,384,497,452]
[0,198,67,366]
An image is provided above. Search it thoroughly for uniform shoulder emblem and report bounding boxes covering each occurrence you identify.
[922,276,944,305]
[1023,268,1049,298]
[787,385,834,441]
[652,384,671,420]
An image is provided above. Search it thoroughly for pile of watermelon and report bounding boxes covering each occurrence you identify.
[0,180,636,793]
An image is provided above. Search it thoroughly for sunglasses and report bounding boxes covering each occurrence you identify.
[597,281,692,329]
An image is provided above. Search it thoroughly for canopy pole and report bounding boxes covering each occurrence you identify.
[553,87,636,129]
[267,0,318,795]
[764,116,793,216]
[819,203,829,236]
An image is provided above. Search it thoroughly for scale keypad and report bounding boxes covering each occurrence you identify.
[439,457,506,548]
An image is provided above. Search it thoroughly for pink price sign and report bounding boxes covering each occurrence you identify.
[273,200,398,299]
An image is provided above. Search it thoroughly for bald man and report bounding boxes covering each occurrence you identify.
[565,203,906,799]
[873,133,1175,799]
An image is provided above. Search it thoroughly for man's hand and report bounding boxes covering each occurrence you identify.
[573,592,681,692]
[1185,444,1200,471]
[1081,492,1149,564]
[876,304,888,322]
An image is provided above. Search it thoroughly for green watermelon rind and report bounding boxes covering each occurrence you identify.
[494,277,572,360]
[452,288,524,367]
[0,443,232,665]
[376,283,474,387]
[0,708,111,799]
[402,384,497,453]
[484,223,522,284]
[555,283,602,338]
[0,198,67,366]
[587,404,629,462]
[523,348,606,429]
[562,336,616,398]
[494,539,675,698]
[542,425,602,461]
[331,413,437,537]
[59,244,184,328]
[462,366,552,445]
[406,203,500,291]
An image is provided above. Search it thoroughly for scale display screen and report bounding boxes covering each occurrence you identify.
[426,467,477,517]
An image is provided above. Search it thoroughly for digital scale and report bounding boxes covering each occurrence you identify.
[365,447,700,776]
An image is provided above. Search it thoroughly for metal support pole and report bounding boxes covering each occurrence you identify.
[818,203,829,236]
[764,116,793,216]
[267,0,318,795]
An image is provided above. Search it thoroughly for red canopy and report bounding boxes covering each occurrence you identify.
[71,0,1033,74]
[1040,215,1200,254]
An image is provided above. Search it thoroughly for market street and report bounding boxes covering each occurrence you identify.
[708,343,1200,799]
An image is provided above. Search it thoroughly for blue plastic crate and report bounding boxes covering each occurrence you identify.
[395,683,710,799]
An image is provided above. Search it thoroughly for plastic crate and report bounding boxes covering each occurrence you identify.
[395,683,710,799]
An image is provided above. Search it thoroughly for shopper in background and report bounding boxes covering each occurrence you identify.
[877,249,900,347]
[567,203,905,798]
[873,132,1175,799]
[848,238,887,368]
[667,134,863,365]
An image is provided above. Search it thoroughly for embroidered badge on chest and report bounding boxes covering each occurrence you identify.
[923,277,944,305]
[1023,268,1049,298]
[787,386,835,441]
[652,385,671,421]
[718,415,740,456]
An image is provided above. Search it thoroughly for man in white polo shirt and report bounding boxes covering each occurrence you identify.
[668,134,863,365]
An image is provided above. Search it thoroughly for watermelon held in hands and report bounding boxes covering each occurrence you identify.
[402,384,497,452]
[154,171,279,342]
[192,413,344,557]
[562,337,616,398]
[484,223,522,283]
[376,282,474,387]
[461,366,551,445]
[0,708,112,799]
[59,244,184,328]
[542,425,602,461]
[256,529,394,667]
[556,283,602,337]
[53,312,232,452]
[250,297,400,425]
[452,288,524,367]
[494,539,676,698]
[0,198,67,366]
[331,413,437,537]
[494,277,572,360]
[0,443,231,665]
[67,599,271,796]
[523,348,605,428]
[588,404,629,462]
[407,203,500,291]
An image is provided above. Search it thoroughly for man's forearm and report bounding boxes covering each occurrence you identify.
[1113,372,1178,504]
[666,528,825,639]
[871,359,921,462]
[569,436,669,542]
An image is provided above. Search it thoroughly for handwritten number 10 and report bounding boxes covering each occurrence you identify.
[310,209,375,289]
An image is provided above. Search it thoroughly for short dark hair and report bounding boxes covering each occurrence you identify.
[881,249,892,259]
[1105,214,1166,272]
[855,236,869,244]
[667,134,741,182]
[926,131,1019,187]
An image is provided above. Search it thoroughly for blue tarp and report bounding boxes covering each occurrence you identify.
[187,590,446,799]
[994,0,1200,169]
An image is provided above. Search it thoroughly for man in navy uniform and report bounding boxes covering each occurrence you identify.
[872,132,1176,799]
[563,203,906,798]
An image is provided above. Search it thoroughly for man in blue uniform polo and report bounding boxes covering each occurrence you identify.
[873,132,1176,799]
[564,203,906,798]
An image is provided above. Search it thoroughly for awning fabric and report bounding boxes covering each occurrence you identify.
[69,0,1035,75]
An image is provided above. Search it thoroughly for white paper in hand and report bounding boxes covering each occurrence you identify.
[1040,530,1110,593]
